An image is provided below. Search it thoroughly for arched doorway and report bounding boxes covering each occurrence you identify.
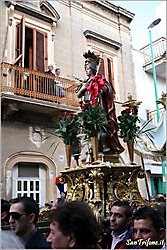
[5,151,57,207]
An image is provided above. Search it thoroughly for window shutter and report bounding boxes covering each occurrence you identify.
[36,31,44,72]
[14,16,25,66]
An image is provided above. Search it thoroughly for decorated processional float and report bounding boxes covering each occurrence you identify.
[53,51,155,226]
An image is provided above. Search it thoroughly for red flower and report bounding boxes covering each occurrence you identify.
[121,108,131,115]
[85,100,90,105]
[87,74,106,105]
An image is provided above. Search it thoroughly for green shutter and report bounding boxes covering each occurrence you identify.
[157,178,162,194]
[150,177,155,196]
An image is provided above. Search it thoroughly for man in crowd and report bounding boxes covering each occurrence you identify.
[99,200,135,249]
[46,200,99,249]
[9,196,51,249]
[155,194,166,222]
[1,198,10,226]
[132,206,166,249]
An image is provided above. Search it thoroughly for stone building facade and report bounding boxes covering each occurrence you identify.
[1,0,136,206]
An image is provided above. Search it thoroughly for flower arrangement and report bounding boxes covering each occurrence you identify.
[117,107,140,142]
[55,113,80,145]
[118,106,154,143]
[78,101,108,139]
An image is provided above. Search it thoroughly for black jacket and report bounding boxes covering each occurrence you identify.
[99,227,139,249]
[25,229,51,249]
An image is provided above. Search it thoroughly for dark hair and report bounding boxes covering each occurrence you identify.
[133,206,165,232]
[10,196,39,225]
[55,68,60,72]
[48,201,98,248]
[1,199,10,213]
[1,199,10,223]
[110,200,133,218]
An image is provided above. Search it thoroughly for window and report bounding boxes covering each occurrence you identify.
[13,163,46,206]
[15,16,48,72]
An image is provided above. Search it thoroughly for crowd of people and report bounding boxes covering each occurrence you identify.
[1,194,166,249]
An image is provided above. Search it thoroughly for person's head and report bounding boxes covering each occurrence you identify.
[109,200,133,236]
[48,64,53,71]
[1,199,10,225]
[9,196,39,237]
[55,68,61,76]
[133,206,165,248]
[157,194,165,202]
[47,201,98,249]
[150,196,156,203]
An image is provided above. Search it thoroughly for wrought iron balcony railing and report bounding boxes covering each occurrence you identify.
[148,108,165,126]
[1,62,79,108]
[140,37,166,65]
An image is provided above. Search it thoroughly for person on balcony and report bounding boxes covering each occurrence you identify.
[76,50,124,155]
[54,68,65,98]
[55,68,61,77]
[45,65,55,96]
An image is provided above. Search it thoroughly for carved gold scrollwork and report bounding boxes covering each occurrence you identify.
[113,181,131,202]
[60,164,151,226]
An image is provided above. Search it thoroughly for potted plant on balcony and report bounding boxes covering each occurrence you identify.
[78,101,108,160]
[55,113,80,168]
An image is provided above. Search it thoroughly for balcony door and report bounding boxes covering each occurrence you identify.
[15,16,47,72]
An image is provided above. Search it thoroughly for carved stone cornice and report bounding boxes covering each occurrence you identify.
[5,1,60,23]
[84,30,122,50]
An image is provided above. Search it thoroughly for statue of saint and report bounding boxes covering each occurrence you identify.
[77,50,124,154]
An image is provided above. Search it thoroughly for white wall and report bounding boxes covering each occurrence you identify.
[132,48,165,120]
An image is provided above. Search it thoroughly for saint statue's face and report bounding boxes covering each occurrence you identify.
[85,67,94,77]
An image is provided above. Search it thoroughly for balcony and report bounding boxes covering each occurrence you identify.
[140,37,166,78]
[148,108,165,126]
[1,62,80,116]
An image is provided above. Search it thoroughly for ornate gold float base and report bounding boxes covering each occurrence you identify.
[59,163,151,226]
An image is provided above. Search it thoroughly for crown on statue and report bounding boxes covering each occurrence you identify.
[83,50,100,70]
